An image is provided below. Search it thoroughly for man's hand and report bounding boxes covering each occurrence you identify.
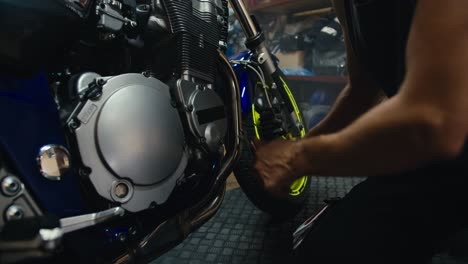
[254,139,303,197]
[258,109,285,141]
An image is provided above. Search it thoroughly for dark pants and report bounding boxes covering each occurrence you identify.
[294,159,468,264]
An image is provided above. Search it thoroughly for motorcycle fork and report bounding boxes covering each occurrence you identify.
[229,0,305,136]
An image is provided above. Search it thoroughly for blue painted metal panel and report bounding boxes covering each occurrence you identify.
[0,73,85,217]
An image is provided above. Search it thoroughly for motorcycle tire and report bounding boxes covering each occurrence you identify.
[233,111,310,219]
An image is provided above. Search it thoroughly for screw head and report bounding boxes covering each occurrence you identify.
[79,167,91,177]
[5,205,25,221]
[97,79,106,86]
[69,120,79,129]
[1,176,21,197]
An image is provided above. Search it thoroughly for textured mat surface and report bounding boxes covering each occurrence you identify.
[153,176,468,264]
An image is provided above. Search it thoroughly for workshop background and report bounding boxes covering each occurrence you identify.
[156,0,468,263]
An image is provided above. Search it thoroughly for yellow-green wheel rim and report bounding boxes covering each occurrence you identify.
[251,76,308,196]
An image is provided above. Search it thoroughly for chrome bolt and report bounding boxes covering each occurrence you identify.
[5,205,25,221]
[258,53,266,64]
[37,145,71,180]
[69,120,79,129]
[1,176,21,197]
[115,183,129,199]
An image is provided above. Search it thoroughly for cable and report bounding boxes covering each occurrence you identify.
[250,62,272,109]
[230,60,272,108]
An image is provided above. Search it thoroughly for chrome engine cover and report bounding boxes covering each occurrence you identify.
[73,73,188,212]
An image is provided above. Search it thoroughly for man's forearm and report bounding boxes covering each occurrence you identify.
[307,84,386,137]
[296,95,454,177]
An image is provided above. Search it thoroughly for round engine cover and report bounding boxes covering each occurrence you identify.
[97,84,183,185]
[74,73,188,212]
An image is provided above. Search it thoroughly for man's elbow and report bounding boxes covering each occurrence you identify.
[407,103,466,160]
[434,132,465,160]
[426,118,466,160]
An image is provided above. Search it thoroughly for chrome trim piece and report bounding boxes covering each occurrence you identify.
[36,145,71,181]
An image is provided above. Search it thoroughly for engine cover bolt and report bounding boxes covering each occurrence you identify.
[5,205,25,221]
[69,120,80,130]
[111,180,133,203]
[115,183,129,199]
[97,78,106,86]
[79,167,91,177]
[1,176,22,197]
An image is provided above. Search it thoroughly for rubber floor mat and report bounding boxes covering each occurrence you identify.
[153,176,468,264]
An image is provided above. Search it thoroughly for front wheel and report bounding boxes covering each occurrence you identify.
[233,79,310,218]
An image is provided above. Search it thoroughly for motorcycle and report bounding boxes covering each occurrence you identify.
[0,0,309,263]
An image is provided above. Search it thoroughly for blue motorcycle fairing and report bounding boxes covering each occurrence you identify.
[0,73,85,217]
[230,50,254,115]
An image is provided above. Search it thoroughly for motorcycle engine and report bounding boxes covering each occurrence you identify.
[63,0,229,213]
